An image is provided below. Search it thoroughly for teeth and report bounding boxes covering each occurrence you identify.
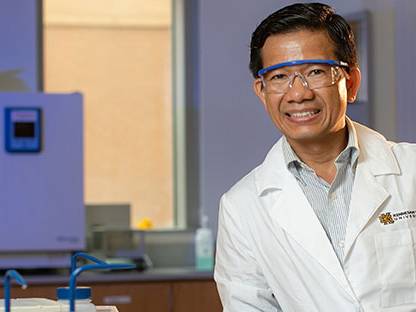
[290,110,319,118]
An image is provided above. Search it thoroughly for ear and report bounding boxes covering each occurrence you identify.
[346,67,361,103]
[253,77,267,109]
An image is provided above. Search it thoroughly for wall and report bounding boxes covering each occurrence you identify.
[393,0,416,142]
[0,0,40,91]
[196,0,416,234]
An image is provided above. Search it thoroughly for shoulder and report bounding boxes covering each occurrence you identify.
[356,122,416,157]
[220,138,286,212]
[221,166,260,210]
[353,120,416,172]
[390,142,416,171]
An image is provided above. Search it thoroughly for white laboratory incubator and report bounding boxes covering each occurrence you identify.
[0,92,84,269]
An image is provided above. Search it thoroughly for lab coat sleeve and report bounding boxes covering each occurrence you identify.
[214,194,282,312]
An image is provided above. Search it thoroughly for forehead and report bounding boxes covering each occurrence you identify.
[261,30,336,67]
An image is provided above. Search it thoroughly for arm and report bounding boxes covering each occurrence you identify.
[214,194,282,312]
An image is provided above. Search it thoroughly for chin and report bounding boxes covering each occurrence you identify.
[286,131,322,142]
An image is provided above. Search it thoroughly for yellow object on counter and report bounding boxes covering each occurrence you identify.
[136,217,153,230]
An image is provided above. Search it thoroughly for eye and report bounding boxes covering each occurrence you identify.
[308,68,326,76]
[306,65,332,78]
[269,73,288,81]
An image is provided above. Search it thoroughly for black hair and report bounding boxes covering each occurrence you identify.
[249,3,357,78]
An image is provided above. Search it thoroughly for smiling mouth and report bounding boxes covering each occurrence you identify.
[286,109,321,118]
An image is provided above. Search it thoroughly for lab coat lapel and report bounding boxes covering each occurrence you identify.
[343,166,390,258]
[343,122,399,258]
[268,173,354,296]
[256,138,352,294]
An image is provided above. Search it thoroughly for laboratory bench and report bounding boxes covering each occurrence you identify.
[6,268,222,312]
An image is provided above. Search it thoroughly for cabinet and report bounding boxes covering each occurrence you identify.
[11,279,222,312]
[172,281,222,312]
[91,282,171,312]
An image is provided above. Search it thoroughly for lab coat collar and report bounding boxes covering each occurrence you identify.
[254,139,287,195]
[254,119,400,196]
[352,120,400,176]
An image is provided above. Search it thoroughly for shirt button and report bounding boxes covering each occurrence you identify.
[329,192,336,200]
[339,240,345,248]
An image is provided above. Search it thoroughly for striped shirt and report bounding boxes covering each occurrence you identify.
[282,120,360,263]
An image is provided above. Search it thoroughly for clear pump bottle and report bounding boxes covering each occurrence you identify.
[195,214,214,271]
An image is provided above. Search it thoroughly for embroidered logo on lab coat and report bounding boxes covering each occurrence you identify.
[379,213,394,225]
[379,210,416,225]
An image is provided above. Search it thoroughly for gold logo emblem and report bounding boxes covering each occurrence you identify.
[379,213,395,225]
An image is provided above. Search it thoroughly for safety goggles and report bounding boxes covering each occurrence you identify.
[258,59,349,94]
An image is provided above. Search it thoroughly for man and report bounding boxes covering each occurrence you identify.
[214,2,416,311]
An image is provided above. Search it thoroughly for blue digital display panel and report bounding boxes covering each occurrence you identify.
[4,107,42,153]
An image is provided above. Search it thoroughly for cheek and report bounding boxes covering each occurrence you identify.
[318,87,348,114]
[264,94,283,113]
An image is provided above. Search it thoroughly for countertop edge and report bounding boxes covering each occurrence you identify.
[3,268,214,286]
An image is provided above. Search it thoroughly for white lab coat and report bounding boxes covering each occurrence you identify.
[215,121,416,312]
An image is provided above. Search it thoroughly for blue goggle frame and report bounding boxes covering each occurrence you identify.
[257,59,349,77]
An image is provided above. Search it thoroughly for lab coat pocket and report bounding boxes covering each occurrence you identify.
[375,229,416,307]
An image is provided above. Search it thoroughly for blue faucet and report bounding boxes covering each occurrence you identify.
[67,252,136,312]
[3,270,27,312]
[2,253,134,312]
[70,252,107,274]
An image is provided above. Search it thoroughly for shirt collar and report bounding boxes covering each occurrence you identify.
[282,118,360,170]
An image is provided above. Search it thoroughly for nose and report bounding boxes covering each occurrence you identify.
[285,74,314,103]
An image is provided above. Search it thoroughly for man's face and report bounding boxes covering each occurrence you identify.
[253,30,361,145]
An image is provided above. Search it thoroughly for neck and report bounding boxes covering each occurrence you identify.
[287,127,348,183]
